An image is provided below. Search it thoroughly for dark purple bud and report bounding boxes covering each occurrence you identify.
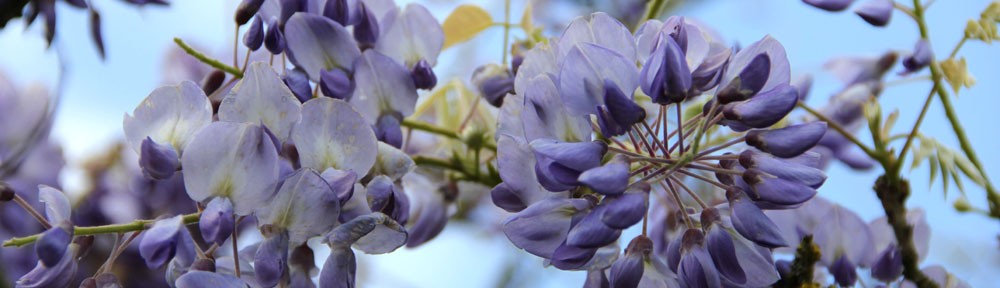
[551,243,598,270]
[265,19,286,54]
[746,122,827,158]
[319,247,356,288]
[89,8,105,60]
[717,54,770,103]
[855,0,893,27]
[366,176,409,225]
[871,244,903,282]
[722,84,797,129]
[596,106,627,138]
[665,234,682,272]
[320,68,354,99]
[739,150,827,188]
[830,254,859,286]
[199,197,234,245]
[705,226,747,285]
[410,59,437,90]
[18,244,77,288]
[374,113,403,148]
[640,35,692,105]
[324,0,360,26]
[728,190,788,248]
[678,229,721,288]
[566,210,621,248]
[603,80,646,131]
[511,55,524,76]
[599,193,647,229]
[283,69,313,103]
[353,2,379,49]
[472,64,514,107]
[244,16,264,51]
[139,215,185,269]
[491,182,528,212]
[235,0,265,25]
[201,70,227,96]
[139,137,179,180]
[578,155,630,195]
[0,182,14,202]
[902,40,932,73]
[322,169,357,205]
[742,168,818,207]
[531,139,607,190]
[609,249,643,288]
[36,223,73,267]
[803,0,854,11]
[255,230,290,288]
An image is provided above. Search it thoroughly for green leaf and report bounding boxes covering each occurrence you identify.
[940,57,977,94]
[882,109,899,142]
[442,4,494,50]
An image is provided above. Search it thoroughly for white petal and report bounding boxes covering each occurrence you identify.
[123,81,212,155]
[219,62,302,141]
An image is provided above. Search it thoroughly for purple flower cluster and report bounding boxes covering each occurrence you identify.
[491,13,831,287]
[7,0,449,286]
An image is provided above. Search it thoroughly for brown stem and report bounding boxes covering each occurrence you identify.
[874,175,937,288]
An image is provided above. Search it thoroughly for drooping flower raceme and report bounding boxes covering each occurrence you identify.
[492,13,829,287]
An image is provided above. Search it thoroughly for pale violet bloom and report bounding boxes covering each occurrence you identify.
[374,3,443,68]
[348,50,418,124]
[255,168,343,246]
[123,81,212,155]
[181,122,279,215]
[219,62,303,142]
[283,12,361,81]
[557,42,639,117]
[292,97,377,176]
[368,142,415,181]
[556,12,637,64]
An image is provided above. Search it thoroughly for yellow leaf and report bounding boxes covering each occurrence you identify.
[442,5,494,49]
[520,1,534,34]
[940,58,976,94]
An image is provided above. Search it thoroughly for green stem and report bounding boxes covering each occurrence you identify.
[174,38,243,78]
[401,119,497,151]
[643,0,667,21]
[501,0,511,66]
[796,102,881,162]
[909,0,1000,218]
[894,85,938,175]
[3,212,201,248]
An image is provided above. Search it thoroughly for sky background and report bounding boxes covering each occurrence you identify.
[0,0,998,287]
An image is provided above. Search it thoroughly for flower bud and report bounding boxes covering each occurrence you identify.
[324,0,360,26]
[471,64,514,107]
[722,83,797,129]
[742,168,818,208]
[531,139,608,191]
[745,122,827,158]
[139,215,185,269]
[678,229,721,288]
[265,19,285,54]
[599,192,647,229]
[727,190,788,248]
[243,16,264,51]
[566,209,622,249]
[803,0,854,12]
[366,175,409,224]
[830,254,859,286]
[609,239,646,288]
[234,0,265,25]
[551,243,599,270]
[139,137,180,180]
[739,150,827,188]
[716,53,770,104]
[36,223,73,267]
[602,80,645,134]
[353,2,379,49]
[855,0,893,27]
[374,113,403,148]
[640,35,692,105]
[871,244,903,282]
[490,182,528,212]
[255,230,290,288]
[411,59,437,90]
[283,69,313,103]
[578,154,630,195]
[199,197,234,245]
[320,68,354,99]
[902,39,932,74]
